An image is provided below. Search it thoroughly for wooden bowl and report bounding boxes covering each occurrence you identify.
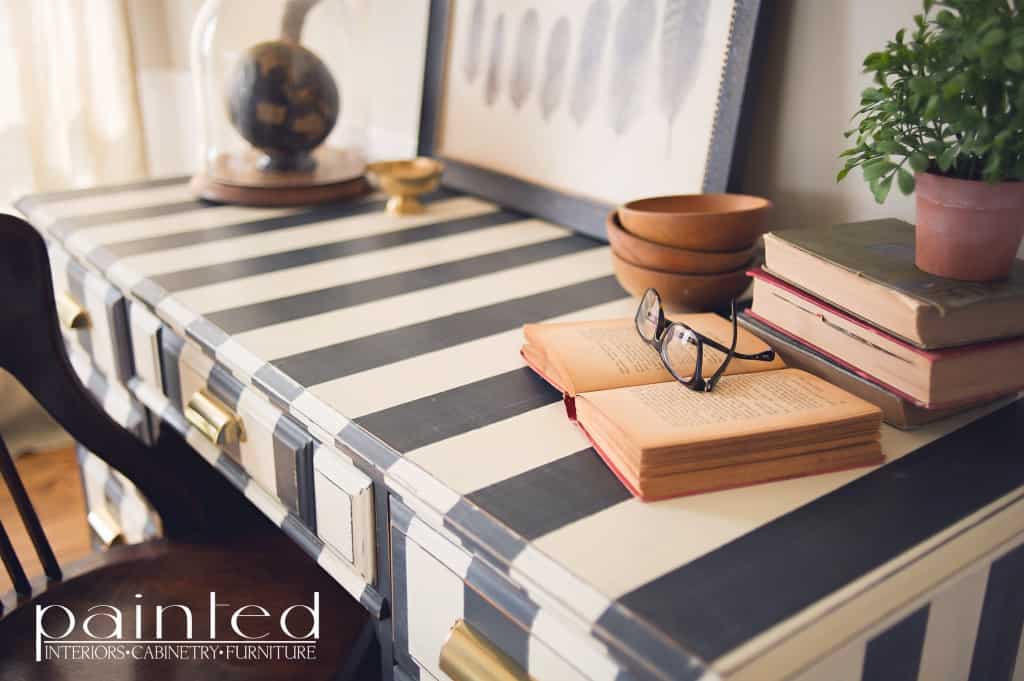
[606,211,753,274]
[611,252,752,311]
[618,194,771,252]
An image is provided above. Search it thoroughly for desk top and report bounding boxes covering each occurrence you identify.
[18,178,1024,681]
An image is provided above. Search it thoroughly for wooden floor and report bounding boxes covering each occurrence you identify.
[0,447,91,592]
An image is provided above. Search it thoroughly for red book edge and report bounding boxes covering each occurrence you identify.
[748,267,1024,361]
[743,308,1024,410]
[521,348,884,502]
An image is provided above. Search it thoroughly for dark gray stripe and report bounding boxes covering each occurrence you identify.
[595,605,706,681]
[150,206,517,292]
[206,233,591,335]
[605,399,1024,662]
[206,365,244,411]
[272,416,314,519]
[215,454,250,492]
[391,525,415,674]
[968,540,1024,681]
[355,367,560,454]
[159,331,185,408]
[445,499,527,567]
[103,472,125,509]
[186,318,230,356]
[253,364,304,412]
[275,274,623,387]
[467,448,631,541]
[337,423,401,472]
[281,513,325,556]
[464,579,532,674]
[102,197,389,257]
[861,605,929,681]
[52,200,211,239]
[131,277,169,309]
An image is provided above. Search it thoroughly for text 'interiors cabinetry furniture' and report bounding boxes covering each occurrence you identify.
[14,177,1024,681]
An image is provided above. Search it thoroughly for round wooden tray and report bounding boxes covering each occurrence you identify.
[191,146,370,206]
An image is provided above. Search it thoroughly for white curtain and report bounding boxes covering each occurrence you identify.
[0,0,152,453]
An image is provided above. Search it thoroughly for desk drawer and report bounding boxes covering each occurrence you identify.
[77,445,162,548]
[313,446,375,583]
[391,501,594,681]
[160,331,314,526]
[67,345,151,444]
[48,241,132,384]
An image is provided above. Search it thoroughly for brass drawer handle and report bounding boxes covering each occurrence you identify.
[439,620,533,681]
[87,509,124,547]
[56,292,91,330]
[184,390,245,446]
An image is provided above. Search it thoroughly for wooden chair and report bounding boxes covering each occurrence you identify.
[0,214,378,680]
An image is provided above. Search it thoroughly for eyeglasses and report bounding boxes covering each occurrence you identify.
[634,288,776,392]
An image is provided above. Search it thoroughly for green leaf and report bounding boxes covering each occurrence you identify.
[909,77,936,95]
[875,140,906,155]
[863,160,895,181]
[923,140,945,156]
[897,168,916,194]
[861,87,885,103]
[938,147,958,172]
[909,152,931,173]
[936,9,957,28]
[983,152,1003,180]
[872,174,894,204]
[942,74,967,99]
[836,166,852,183]
[981,28,1007,48]
[923,94,941,120]
[1005,52,1024,72]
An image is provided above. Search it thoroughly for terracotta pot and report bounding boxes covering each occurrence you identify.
[915,172,1024,281]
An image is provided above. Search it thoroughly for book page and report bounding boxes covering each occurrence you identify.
[577,368,881,453]
[522,315,783,394]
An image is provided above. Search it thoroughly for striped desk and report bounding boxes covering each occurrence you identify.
[16,177,1024,681]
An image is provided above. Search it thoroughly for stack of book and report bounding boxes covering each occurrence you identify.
[742,219,1024,428]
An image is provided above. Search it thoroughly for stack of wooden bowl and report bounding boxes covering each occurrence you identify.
[608,194,772,310]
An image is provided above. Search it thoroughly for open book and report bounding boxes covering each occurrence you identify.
[522,316,884,500]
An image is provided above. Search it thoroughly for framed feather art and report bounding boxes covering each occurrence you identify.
[418,0,767,240]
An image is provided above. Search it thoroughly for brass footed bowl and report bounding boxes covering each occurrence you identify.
[367,158,444,215]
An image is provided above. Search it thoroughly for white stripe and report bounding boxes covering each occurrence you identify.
[237,247,612,361]
[31,182,193,225]
[317,547,372,601]
[916,565,988,681]
[176,218,568,313]
[312,297,636,418]
[117,197,495,276]
[407,403,588,494]
[68,204,297,246]
[243,478,289,526]
[787,640,865,681]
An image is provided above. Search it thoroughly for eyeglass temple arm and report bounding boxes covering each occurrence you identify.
[705,302,741,391]
[699,334,775,361]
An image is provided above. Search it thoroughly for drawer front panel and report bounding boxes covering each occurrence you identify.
[48,242,132,384]
[392,502,593,681]
[128,300,163,392]
[161,331,313,525]
[77,445,162,547]
[67,345,151,444]
[313,445,375,583]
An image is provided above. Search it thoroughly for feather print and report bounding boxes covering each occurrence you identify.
[540,16,571,121]
[462,0,487,85]
[607,0,657,135]
[658,0,709,150]
[509,9,541,109]
[484,13,506,107]
[568,0,611,127]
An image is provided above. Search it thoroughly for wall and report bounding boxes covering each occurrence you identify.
[130,0,1022,261]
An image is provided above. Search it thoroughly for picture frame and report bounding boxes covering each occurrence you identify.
[418,0,768,240]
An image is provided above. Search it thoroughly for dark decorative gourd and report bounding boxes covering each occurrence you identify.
[224,0,339,172]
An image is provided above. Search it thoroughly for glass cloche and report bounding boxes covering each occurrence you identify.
[190,0,371,204]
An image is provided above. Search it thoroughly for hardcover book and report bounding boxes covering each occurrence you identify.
[763,219,1024,349]
[748,268,1024,409]
[521,317,883,500]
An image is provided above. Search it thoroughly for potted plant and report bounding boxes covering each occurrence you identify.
[838,0,1024,281]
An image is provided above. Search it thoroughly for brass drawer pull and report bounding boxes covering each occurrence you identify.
[87,509,124,547]
[439,620,533,681]
[56,292,91,330]
[184,390,245,446]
